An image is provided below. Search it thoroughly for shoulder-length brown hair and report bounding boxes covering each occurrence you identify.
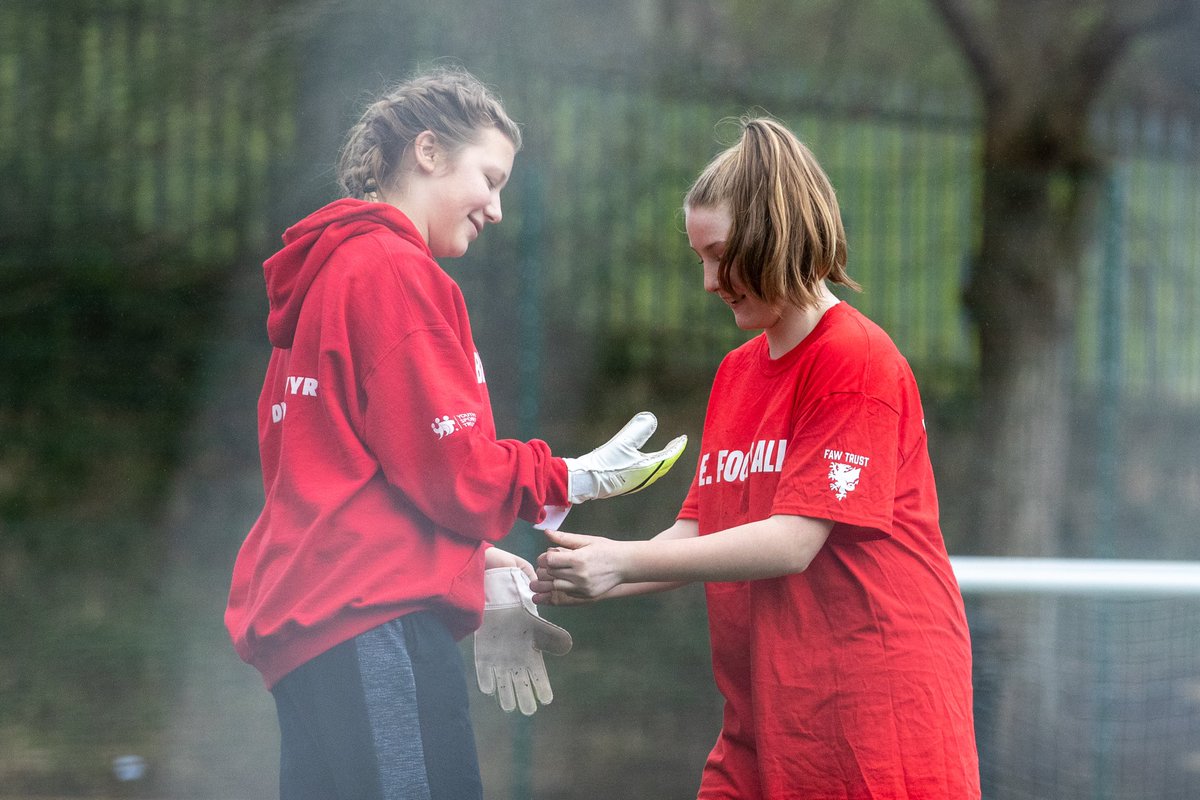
[685,117,859,308]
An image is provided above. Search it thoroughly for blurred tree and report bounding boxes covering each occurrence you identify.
[696,0,970,95]
[923,2,1196,792]
[926,0,1196,556]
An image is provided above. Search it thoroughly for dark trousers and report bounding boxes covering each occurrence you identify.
[271,612,483,800]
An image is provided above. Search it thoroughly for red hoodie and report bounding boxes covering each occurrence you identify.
[225,199,569,688]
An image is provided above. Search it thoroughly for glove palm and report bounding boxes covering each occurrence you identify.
[474,568,572,715]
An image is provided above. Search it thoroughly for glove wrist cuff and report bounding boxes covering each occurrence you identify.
[483,567,529,609]
[565,468,598,504]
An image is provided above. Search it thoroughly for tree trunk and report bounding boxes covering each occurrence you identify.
[964,105,1103,556]
[964,103,1105,800]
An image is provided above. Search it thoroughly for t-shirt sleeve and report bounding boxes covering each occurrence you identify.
[678,464,700,521]
[772,391,898,540]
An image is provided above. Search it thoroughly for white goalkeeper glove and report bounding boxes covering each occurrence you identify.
[474,567,573,715]
[562,412,687,503]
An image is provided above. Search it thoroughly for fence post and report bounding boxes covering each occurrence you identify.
[508,162,547,800]
[1096,165,1126,559]
[1091,163,1126,800]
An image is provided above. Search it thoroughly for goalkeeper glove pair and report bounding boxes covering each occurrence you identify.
[475,412,686,714]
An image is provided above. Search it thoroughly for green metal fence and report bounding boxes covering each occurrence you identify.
[0,0,293,262]
[471,72,1200,406]
[3,4,1196,403]
[1080,110,1200,403]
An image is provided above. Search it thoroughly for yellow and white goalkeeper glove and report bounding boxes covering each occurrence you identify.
[474,567,573,715]
[563,412,687,503]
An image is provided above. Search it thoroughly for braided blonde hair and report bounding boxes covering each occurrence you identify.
[336,66,522,200]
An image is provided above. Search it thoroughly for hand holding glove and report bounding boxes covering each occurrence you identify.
[474,567,573,715]
[563,412,687,503]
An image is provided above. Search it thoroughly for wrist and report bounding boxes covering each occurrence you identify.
[612,540,640,586]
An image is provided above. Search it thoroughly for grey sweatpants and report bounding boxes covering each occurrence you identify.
[271,612,483,800]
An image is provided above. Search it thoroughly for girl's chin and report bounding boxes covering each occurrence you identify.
[432,240,470,258]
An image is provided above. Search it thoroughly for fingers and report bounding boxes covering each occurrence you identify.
[535,531,618,603]
[531,569,603,605]
[533,557,579,590]
[531,587,595,606]
[492,666,542,716]
[542,529,598,550]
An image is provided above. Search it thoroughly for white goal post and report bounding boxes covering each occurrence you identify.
[950,556,1200,596]
[951,555,1200,800]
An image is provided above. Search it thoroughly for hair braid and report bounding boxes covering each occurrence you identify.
[336,66,521,200]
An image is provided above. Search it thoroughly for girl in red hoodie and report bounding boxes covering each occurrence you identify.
[225,67,684,800]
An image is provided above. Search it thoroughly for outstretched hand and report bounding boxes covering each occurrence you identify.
[532,529,626,605]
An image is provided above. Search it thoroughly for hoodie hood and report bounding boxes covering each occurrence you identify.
[264,198,431,348]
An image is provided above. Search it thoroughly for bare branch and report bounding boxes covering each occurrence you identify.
[1070,0,1195,109]
[1121,0,1195,36]
[926,0,1000,98]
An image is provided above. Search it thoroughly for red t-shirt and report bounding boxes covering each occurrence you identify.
[680,302,979,799]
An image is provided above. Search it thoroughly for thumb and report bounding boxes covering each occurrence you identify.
[614,411,658,450]
[531,617,573,656]
[543,529,598,550]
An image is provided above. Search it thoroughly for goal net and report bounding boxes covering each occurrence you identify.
[953,557,1200,800]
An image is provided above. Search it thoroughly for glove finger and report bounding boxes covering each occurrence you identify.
[613,412,657,450]
[637,434,688,465]
[625,435,688,495]
[531,618,573,656]
[494,668,517,713]
[513,668,538,716]
[476,659,497,695]
[529,658,554,706]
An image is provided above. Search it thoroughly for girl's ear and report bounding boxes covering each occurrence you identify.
[412,130,441,174]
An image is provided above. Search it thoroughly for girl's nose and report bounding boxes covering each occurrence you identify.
[702,263,720,294]
[485,195,502,224]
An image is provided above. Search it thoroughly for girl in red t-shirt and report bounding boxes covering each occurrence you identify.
[534,118,980,800]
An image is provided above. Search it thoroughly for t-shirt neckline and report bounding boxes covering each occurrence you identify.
[756,301,846,374]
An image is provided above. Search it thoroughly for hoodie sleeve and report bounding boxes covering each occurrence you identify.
[360,325,567,540]
[332,236,567,542]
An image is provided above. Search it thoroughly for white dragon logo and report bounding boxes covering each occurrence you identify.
[432,416,459,439]
[827,462,862,501]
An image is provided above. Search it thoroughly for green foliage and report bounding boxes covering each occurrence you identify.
[0,229,225,532]
[0,0,291,789]
[0,224,225,791]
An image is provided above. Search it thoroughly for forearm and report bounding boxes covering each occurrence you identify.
[588,579,687,599]
[610,518,701,594]
[617,515,831,584]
